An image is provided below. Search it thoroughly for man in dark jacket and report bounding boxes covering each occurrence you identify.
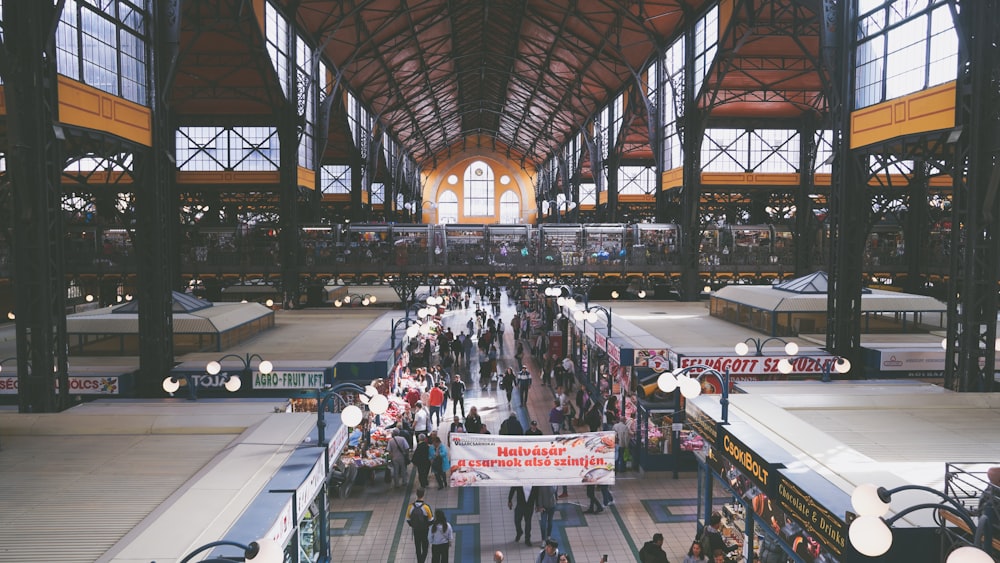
[639,532,669,563]
[499,413,524,435]
[508,486,537,546]
[450,374,466,417]
[411,433,432,489]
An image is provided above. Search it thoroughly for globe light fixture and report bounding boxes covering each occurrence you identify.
[848,515,893,557]
[657,364,733,423]
[368,394,389,415]
[224,375,243,392]
[848,482,992,561]
[162,376,181,393]
[734,337,798,357]
[340,404,363,427]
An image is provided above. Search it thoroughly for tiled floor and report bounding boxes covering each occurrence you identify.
[328,291,707,562]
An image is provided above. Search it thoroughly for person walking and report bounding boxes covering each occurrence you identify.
[613,415,631,472]
[535,538,562,563]
[464,406,483,434]
[517,365,532,405]
[584,484,604,514]
[430,435,450,489]
[548,400,565,435]
[428,508,454,563]
[438,381,450,416]
[450,375,466,417]
[428,383,444,426]
[508,486,536,546]
[414,401,433,440]
[584,400,603,432]
[639,532,670,563]
[412,433,432,488]
[501,368,516,403]
[535,485,557,542]
[387,429,411,488]
[599,484,614,506]
[406,488,434,563]
[499,412,524,435]
[525,420,543,435]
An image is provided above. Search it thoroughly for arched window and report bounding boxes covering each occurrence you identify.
[499,191,521,223]
[463,160,495,217]
[437,190,458,224]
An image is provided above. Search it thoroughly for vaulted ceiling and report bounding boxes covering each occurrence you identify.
[285,0,713,169]
[172,0,829,171]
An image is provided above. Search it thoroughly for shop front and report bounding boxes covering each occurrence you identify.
[169,360,334,399]
[222,433,330,563]
[683,397,931,563]
[562,308,685,473]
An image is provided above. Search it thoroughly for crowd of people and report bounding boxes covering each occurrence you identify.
[380,280,656,563]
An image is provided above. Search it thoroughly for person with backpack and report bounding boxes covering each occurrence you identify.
[407,488,434,563]
[536,538,562,563]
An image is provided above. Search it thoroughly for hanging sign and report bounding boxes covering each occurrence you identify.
[449,432,616,487]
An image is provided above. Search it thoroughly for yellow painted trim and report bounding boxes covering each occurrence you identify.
[850,81,956,149]
[662,167,684,189]
[815,173,832,186]
[297,166,316,190]
[360,191,370,205]
[598,191,608,205]
[176,170,281,184]
[618,194,654,203]
[64,171,133,185]
[57,76,152,147]
[321,193,351,202]
[0,86,6,114]
[701,172,800,185]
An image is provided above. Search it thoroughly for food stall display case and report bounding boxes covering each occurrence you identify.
[635,399,699,472]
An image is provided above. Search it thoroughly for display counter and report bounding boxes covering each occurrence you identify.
[635,400,698,472]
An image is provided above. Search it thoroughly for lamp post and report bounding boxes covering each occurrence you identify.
[849,483,993,562]
[175,537,283,563]
[734,336,800,357]
[161,353,272,400]
[574,304,612,339]
[333,293,377,307]
[315,382,390,447]
[390,317,423,362]
[776,354,851,382]
[656,364,732,424]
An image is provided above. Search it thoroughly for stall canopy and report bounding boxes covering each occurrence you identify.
[710,271,945,336]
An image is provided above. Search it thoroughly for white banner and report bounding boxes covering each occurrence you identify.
[448,432,616,487]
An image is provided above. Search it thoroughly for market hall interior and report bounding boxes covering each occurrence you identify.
[0,287,715,563]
